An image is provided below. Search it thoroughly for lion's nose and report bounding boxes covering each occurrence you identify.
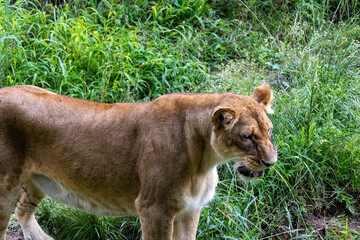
[262,160,275,167]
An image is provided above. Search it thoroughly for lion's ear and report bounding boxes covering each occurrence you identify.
[251,84,274,114]
[212,106,237,129]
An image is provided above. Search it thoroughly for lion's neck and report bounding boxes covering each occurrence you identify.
[182,105,224,175]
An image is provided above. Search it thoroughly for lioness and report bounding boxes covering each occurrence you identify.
[0,84,277,240]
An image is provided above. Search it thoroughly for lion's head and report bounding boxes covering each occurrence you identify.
[210,84,277,181]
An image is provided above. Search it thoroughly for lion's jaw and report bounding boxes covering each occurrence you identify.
[210,129,276,182]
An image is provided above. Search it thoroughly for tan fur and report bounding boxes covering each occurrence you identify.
[0,84,277,240]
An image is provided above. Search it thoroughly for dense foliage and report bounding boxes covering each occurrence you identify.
[1,0,359,239]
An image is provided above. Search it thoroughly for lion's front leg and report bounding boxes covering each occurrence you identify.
[173,209,201,240]
[136,201,176,240]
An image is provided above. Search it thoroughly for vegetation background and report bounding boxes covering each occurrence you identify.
[1,0,359,239]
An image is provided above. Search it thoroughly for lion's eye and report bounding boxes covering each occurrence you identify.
[241,134,252,140]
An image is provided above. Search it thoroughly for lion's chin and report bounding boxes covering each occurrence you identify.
[236,165,264,182]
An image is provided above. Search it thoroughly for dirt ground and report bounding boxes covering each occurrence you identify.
[304,213,360,237]
[6,232,24,240]
[6,215,24,240]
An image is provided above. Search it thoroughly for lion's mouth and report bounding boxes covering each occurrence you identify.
[237,166,264,179]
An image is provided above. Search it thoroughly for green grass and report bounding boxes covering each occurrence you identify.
[1,0,360,239]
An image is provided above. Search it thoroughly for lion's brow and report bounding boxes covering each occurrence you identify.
[248,109,269,133]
